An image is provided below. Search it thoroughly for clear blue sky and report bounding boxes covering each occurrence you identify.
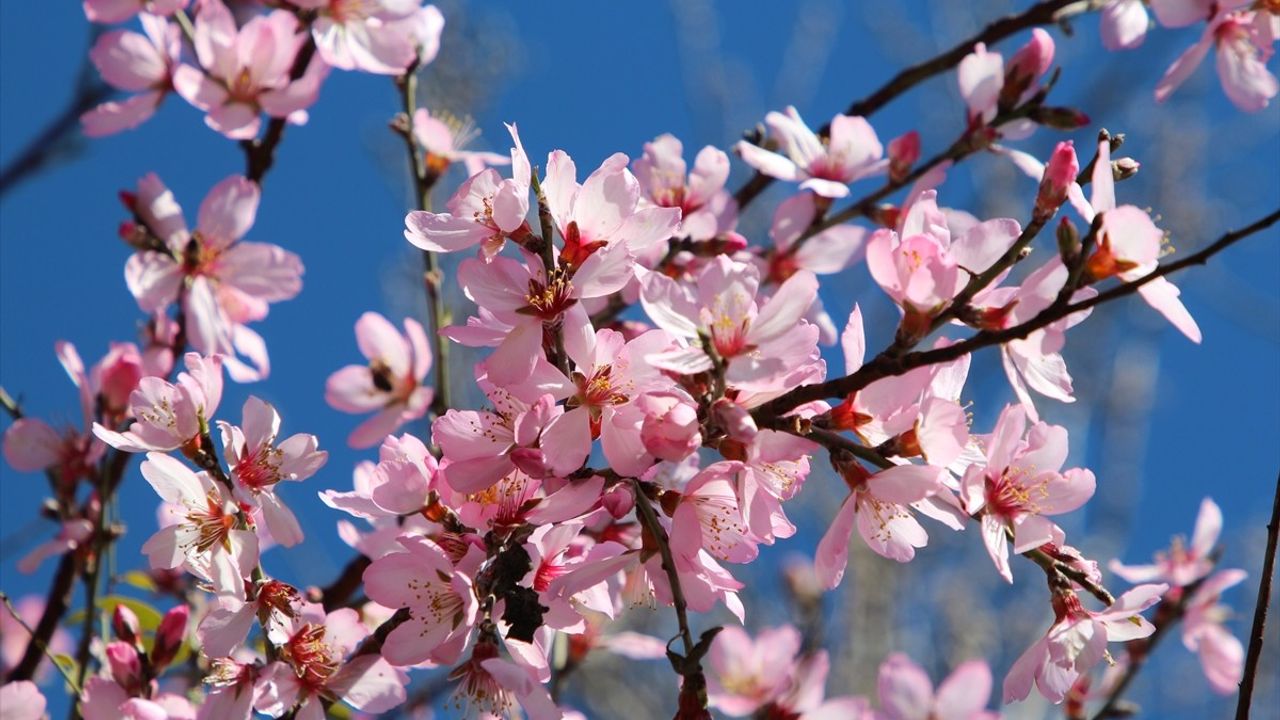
[2,1,1277,717]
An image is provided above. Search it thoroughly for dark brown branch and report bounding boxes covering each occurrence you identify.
[753,208,1280,424]
[1236,468,1280,719]
[320,555,372,612]
[242,37,318,183]
[6,553,78,682]
[731,0,1083,209]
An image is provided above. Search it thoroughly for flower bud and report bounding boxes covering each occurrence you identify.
[1001,29,1055,108]
[887,131,921,184]
[1112,157,1140,181]
[1057,216,1081,265]
[602,483,635,519]
[636,391,702,463]
[151,604,189,671]
[711,398,757,443]
[112,605,142,647]
[1031,106,1091,130]
[1034,141,1079,221]
[106,641,143,693]
[97,344,147,418]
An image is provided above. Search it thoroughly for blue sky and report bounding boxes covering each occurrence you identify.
[2,1,1277,717]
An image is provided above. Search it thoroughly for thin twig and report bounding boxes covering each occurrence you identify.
[1236,469,1280,719]
[0,592,81,692]
[731,0,1086,209]
[752,208,1280,424]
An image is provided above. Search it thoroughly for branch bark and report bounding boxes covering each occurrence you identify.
[1236,468,1280,719]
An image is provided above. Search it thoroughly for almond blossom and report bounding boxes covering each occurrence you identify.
[94,353,223,453]
[1003,583,1166,704]
[123,174,302,381]
[412,107,510,177]
[138,452,258,596]
[325,312,433,448]
[1155,6,1278,111]
[255,605,407,718]
[173,0,328,139]
[1069,137,1202,342]
[0,682,46,720]
[1110,496,1221,586]
[960,404,1096,582]
[82,13,181,136]
[404,123,531,259]
[735,106,885,198]
[289,0,442,76]
[640,255,820,391]
[1181,568,1248,693]
[875,653,998,720]
[815,462,945,585]
[83,0,187,23]
[633,133,737,243]
[218,396,328,547]
[361,534,478,666]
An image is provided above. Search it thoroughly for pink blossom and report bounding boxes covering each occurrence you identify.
[412,107,509,177]
[735,106,885,198]
[138,452,259,596]
[449,248,632,386]
[17,518,94,574]
[1100,0,1151,50]
[640,255,819,391]
[875,653,997,720]
[80,675,195,720]
[1071,137,1201,342]
[541,328,681,477]
[199,579,298,658]
[123,174,303,380]
[82,14,181,137]
[1003,584,1166,704]
[1110,497,1221,586]
[635,390,702,463]
[961,404,1096,582]
[83,0,187,23]
[325,312,433,448]
[366,433,438,514]
[706,625,802,716]
[815,463,945,586]
[172,1,329,139]
[362,534,478,666]
[434,382,567,494]
[633,133,737,242]
[94,353,224,453]
[404,123,531,259]
[218,396,328,547]
[1155,9,1278,111]
[672,462,770,564]
[541,148,682,260]
[767,193,867,282]
[958,30,1054,129]
[1181,568,1247,693]
[0,681,47,720]
[289,1,440,75]
[255,606,407,717]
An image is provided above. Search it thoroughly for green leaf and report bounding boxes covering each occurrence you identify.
[96,595,163,631]
[121,571,158,593]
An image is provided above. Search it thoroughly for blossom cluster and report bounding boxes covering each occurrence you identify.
[1,1,1273,719]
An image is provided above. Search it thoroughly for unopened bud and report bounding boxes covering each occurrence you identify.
[118,190,138,212]
[711,398,757,443]
[1057,217,1081,265]
[602,483,634,519]
[151,604,189,671]
[1035,141,1079,221]
[887,131,921,183]
[1001,28,1055,108]
[112,605,142,647]
[106,641,143,693]
[1112,157,1140,181]
[1031,106,1091,130]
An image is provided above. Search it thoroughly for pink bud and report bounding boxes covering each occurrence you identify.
[1035,141,1079,220]
[151,604,189,671]
[1007,28,1055,82]
[636,391,702,463]
[106,641,142,692]
[112,605,142,646]
[97,344,146,417]
[711,398,757,443]
[602,483,635,519]
[887,131,921,183]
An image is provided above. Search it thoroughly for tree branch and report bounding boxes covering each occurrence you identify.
[753,208,1280,424]
[1236,468,1280,719]
[732,0,1086,209]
